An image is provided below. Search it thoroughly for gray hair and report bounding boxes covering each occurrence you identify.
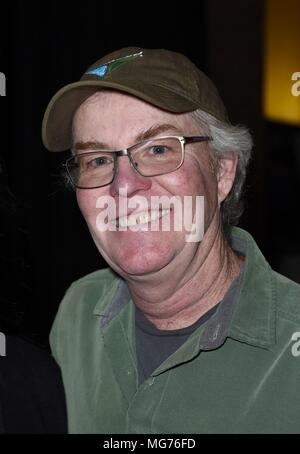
[190,109,253,238]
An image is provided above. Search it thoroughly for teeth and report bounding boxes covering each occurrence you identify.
[111,209,170,227]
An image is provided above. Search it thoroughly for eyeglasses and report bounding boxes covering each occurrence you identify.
[63,135,212,189]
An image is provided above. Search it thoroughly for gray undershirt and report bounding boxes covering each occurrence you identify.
[135,303,220,385]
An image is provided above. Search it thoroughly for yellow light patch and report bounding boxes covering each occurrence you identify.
[263,0,300,125]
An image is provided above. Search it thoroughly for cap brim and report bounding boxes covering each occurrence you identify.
[42,80,199,152]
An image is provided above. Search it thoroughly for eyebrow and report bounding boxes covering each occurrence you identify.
[73,123,183,151]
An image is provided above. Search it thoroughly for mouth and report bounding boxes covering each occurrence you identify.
[111,209,170,228]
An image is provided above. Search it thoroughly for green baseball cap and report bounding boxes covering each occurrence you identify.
[42,46,229,152]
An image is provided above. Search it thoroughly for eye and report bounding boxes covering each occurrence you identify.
[148,145,169,156]
[89,156,110,167]
[81,154,113,170]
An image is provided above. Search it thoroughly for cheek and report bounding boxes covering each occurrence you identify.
[76,190,91,218]
[158,158,217,199]
[76,190,111,250]
[76,189,105,223]
[158,158,218,229]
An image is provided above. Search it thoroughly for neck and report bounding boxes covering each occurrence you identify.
[127,223,244,330]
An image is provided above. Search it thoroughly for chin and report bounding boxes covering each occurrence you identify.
[109,245,175,277]
[92,228,180,276]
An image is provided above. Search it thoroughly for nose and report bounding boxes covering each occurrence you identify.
[109,155,152,197]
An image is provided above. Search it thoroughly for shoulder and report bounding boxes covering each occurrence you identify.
[58,268,119,314]
[57,267,120,317]
[272,271,300,324]
[66,267,119,296]
[50,268,120,358]
[231,227,300,324]
[69,267,117,287]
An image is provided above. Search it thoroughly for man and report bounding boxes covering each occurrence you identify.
[42,47,300,434]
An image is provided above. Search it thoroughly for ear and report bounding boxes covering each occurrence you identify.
[217,153,238,204]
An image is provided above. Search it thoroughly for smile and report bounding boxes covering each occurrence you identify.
[111,209,170,227]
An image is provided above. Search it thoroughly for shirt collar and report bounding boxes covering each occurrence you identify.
[226,227,276,349]
[94,227,277,350]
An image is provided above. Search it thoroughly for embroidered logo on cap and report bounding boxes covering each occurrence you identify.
[86,51,143,78]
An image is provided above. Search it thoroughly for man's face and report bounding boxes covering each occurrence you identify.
[73,90,221,277]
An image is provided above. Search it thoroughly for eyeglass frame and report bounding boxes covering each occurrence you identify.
[63,135,212,189]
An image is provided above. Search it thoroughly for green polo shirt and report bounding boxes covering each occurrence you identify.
[50,227,300,434]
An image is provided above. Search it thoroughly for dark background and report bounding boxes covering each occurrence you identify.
[0,0,299,346]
